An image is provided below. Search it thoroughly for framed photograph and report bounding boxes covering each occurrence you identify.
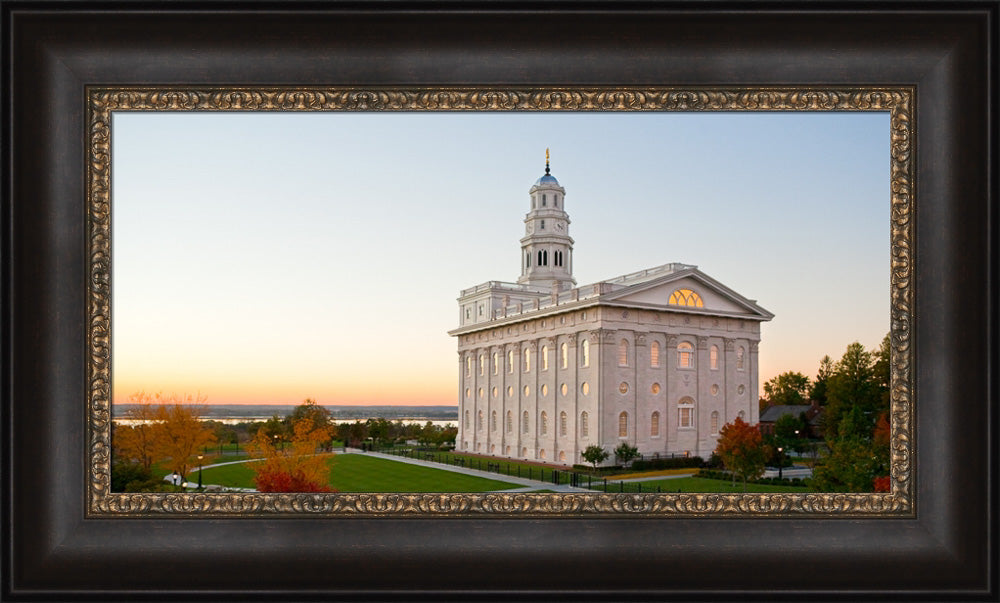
[4,3,996,600]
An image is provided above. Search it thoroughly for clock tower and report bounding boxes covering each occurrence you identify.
[517,150,576,291]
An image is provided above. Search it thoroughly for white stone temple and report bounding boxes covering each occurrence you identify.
[449,152,773,466]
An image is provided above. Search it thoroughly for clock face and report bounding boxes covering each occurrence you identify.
[556,222,564,231]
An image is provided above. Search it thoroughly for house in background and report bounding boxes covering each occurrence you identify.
[758,400,824,438]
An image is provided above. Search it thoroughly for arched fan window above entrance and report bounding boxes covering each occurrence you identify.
[668,288,704,308]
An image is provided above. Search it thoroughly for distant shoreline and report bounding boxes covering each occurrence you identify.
[113,403,458,421]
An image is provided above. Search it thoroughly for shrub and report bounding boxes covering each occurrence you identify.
[629,456,704,472]
[254,467,335,493]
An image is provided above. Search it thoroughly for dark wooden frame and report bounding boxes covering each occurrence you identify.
[3,3,996,600]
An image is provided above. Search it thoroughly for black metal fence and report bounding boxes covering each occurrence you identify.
[378,447,669,493]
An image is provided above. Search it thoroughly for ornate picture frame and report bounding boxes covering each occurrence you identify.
[88,86,914,517]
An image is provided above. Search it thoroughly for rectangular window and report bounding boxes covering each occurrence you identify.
[679,408,692,428]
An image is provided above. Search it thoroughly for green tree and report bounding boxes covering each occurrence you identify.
[809,355,834,404]
[812,407,881,491]
[715,417,766,491]
[582,445,609,470]
[823,342,884,440]
[613,442,639,466]
[766,413,806,465]
[761,371,811,411]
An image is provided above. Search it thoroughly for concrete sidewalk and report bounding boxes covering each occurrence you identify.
[359,450,593,493]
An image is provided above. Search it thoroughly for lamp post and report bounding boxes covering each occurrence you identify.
[197,454,204,490]
[777,447,784,480]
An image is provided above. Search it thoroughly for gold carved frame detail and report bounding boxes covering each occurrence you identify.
[87,87,914,517]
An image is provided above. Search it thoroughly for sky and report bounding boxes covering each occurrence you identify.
[111,111,889,406]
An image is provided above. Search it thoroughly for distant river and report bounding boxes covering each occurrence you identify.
[114,417,457,428]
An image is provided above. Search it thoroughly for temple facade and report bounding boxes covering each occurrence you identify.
[449,153,773,465]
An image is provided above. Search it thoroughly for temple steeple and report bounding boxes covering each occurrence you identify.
[517,150,576,291]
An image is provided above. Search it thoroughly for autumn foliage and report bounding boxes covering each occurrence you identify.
[113,391,216,481]
[872,475,891,492]
[714,417,766,491]
[248,407,336,493]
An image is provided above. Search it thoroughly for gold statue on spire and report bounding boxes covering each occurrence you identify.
[545,148,550,173]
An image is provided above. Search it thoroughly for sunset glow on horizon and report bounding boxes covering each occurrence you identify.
[112,112,889,407]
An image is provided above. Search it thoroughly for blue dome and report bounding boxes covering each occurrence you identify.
[534,173,560,186]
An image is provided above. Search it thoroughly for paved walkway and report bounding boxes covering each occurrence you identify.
[360,450,593,492]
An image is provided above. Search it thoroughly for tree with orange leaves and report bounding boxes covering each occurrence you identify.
[150,394,216,481]
[714,416,766,491]
[248,401,335,493]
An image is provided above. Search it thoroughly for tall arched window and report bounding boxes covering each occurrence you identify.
[618,339,629,366]
[506,410,513,433]
[581,339,590,367]
[522,411,530,434]
[711,411,720,433]
[541,345,549,370]
[477,410,484,431]
[464,410,470,429]
[479,354,485,375]
[677,342,694,368]
[737,346,746,370]
[580,411,589,437]
[542,193,547,206]
[466,356,472,375]
[560,342,568,369]
[619,412,629,438]
[525,250,531,268]
[710,345,719,370]
[651,341,661,368]
[508,350,514,373]
[678,397,695,428]
[560,411,568,436]
[492,352,498,375]
[651,411,661,437]
[540,411,548,435]
[524,348,531,372]
[491,411,497,432]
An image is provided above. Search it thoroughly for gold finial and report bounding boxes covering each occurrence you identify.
[545,148,550,174]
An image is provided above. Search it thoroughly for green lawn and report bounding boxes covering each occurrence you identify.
[197,454,522,492]
[589,476,813,493]
[197,461,260,487]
